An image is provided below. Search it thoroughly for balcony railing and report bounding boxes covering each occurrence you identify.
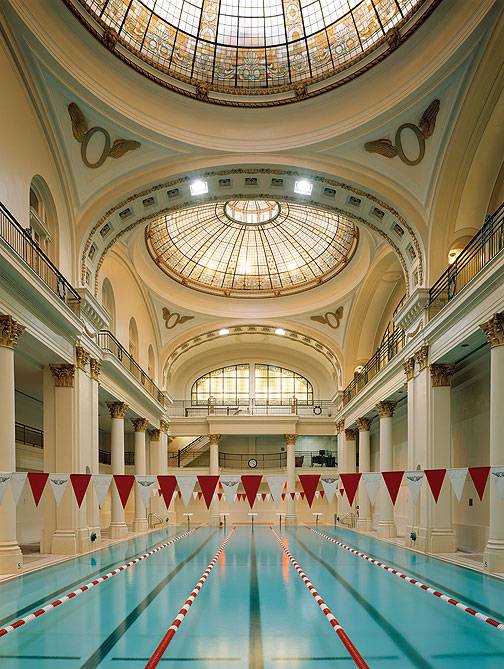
[218,450,337,469]
[0,201,80,315]
[167,399,336,417]
[15,422,43,449]
[98,330,165,406]
[428,202,504,318]
[343,325,406,407]
[98,449,134,465]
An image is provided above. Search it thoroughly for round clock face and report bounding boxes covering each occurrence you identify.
[248,458,258,469]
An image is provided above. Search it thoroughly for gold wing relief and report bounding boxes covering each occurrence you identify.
[109,139,141,159]
[363,139,398,159]
[418,99,440,139]
[162,308,195,329]
[310,307,343,329]
[68,102,88,142]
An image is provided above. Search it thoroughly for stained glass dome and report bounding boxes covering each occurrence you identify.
[68,0,435,106]
[145,200,358,297]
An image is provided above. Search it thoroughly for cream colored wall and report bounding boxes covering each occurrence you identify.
[0,38,73,277]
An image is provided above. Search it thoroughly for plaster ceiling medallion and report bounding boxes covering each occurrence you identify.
[64,0,438,107]
[145,199,358,298]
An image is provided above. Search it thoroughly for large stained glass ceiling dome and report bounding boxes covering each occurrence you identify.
[146,200,358,298]
[69,0,437,106]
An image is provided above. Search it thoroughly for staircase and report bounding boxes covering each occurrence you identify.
[171,435,210,467]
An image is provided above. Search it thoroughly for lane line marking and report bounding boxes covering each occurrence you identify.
[309,527,504,632]
[271,528,369,669]
[0,528,197,638]
[145,528,235,668]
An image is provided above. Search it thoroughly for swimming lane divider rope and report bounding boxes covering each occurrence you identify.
[309,527,504,632]
[0,528,197,638]
[270,528,369,669]
[145,528,235,669]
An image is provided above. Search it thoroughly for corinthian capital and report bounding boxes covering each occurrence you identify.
[376,401,395,418]
[89,358,101,382]
[480,312,504,348]
[159,419,169,433]
[75,345,90,371]
[403,357,415,381]
[284,433,296,446]
[355,417,371,432]
[132,417,149,432]
[50,364,76,387]
[344,428,356,441]
[414,344,429,371]
[0,315,25,349]
[430,363,456,387]
[107,401,128,419]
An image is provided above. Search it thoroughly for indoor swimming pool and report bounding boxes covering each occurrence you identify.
[0,525,503,668]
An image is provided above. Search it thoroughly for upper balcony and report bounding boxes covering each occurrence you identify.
[166,398,336,418]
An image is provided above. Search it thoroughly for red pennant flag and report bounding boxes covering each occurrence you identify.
[425,469,446,503]
[261,493,267,501]
[281,493,286,501]
[382,471,404,505]
[113,475,135,508]
[178,491,182,498]
[469,467,490,501]
[197,475,220,509]
[300,491,305,500]
[339,488,344,497]
[157,476,178,508]
[320,490,325,498]
[299,474,321,508]
[241,475,263,508]
[339,473,361,506]
[197,491,203,500]
[28,472,49,506]
[290,492,296,500]
[70,474,91,507]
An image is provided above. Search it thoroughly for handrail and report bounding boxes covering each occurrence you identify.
[166,399,335,417]
[98,449,134,465]
[0,201,81,315]
[217,450,338,470]
[98,330,165,407]
[428,202,504,317]
[169,435,209,467]
[15,422,43,449]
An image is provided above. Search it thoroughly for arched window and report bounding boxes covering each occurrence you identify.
[101,278,116,333]
[128,318,139,361]
[29,176,58,263]
[148,344,155,381]
[191,364,313,406]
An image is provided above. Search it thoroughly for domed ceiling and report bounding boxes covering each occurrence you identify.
[67,0,437,106]
[145,199,358,297]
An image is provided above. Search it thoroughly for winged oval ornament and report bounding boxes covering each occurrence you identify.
[68,102,140,169]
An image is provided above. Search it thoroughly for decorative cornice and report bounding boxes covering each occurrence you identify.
[50,364,76,388]
[414,344,429,371]
[107,401,128,419]
[394,288,430,335]
[132,417,149,432]
[284,434,296,446]
[149,428,161,441]
[355,417,372,432]
[76,288,110,332]
[480,312,504,348]
[430,363,456,387]
[75,345,90,371]
[159,419,169,433]
[0,315,25,349]
[344,428,356,441]
[208,433,221,444]
[403,357,415,381]
[376,401,395,418]
[89,357,101,382]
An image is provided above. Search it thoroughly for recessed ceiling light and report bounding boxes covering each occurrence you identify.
[218,328,230,336]
[190,179,208,196]
[294,179,313,196]
[275,328,286,336]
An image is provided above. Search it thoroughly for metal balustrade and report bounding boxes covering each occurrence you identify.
[217,450,337,469]
[0,201,81,315]
[98,449,134,466]
[15,422,43,449]
[166,399,336,417]
[98,330,166,407]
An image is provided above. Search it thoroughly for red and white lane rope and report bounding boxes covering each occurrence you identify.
[271,528,369,669]
[0,528,197,638]
[145,528,235,669]
[310,527,504,632]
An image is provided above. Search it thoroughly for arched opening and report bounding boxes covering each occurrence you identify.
[128,317,139,361]
[101,278,116,334]
[148,344,156,381]
[29,175,58,264]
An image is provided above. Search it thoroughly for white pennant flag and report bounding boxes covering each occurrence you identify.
[361,472,381,505]
[405,471,425,504]
[220,475,241,504]
[0,472,13,505]
[320,476,339,503]
[266,475,287,507]
[10,472,27,505]
[447,468,468,502]
[490,466,504,500]
[92,474,112,507]
[315,490,320,499]
[135,475,157,508]
[49,473,70,507]
[295,491,301,500]
[266,493,271,502]
[176,475,197,507]
[192,491,198,500]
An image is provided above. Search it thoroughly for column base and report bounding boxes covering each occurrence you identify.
[0,541,23,575]
[51,528,90,555]
[40,527,55,554]
[483,539,504,572]
[133,519,148,533]
[110,522,128,539]
[356,518,372,531]
[285,514,297,526]
[378,521,396,538]
[418,528,456,553]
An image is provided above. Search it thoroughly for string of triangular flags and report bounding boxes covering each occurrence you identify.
[0,467,502,511]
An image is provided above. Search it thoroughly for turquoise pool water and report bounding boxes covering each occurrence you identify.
[0,525,503,667]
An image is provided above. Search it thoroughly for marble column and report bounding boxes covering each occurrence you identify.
[0,315,24,575]
[404,356,417,540]
[132,417,149,532]
[285,433,297,525]
[149,428,163,520]
[481,313,504,571]
[356,417,372,530]
[88,358,101,542]
[209,433,220,526]
[336,420,345,519]
[108,401,128,539]
[343,429,357,518]
[376,401,396,538]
